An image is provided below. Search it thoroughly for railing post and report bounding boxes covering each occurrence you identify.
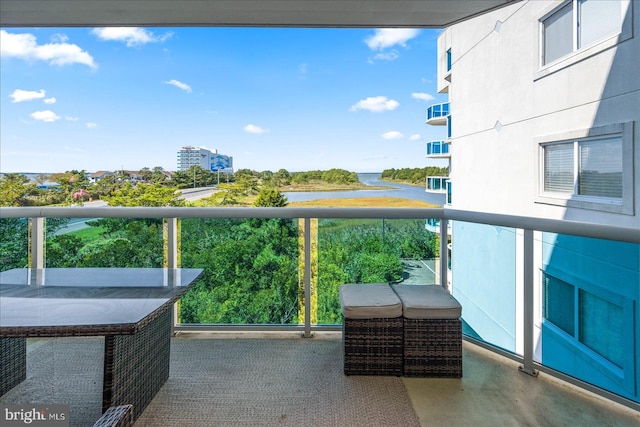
[165,218,179,269]
[439,218,448,289]
[519,228,538,376]
[164,217,179,333]
[29,217,45,269]
[303,217,312,338]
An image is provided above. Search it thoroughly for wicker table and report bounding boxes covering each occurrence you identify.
[0,267,203,421]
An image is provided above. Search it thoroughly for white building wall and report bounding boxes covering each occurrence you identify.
[443,0,639,229]
[441,0,640,404]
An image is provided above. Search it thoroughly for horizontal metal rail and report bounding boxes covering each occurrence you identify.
[2,206,638,243]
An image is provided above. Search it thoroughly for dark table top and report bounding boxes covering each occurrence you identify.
[0,268,204,337]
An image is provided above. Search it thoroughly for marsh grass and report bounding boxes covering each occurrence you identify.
[287,197,440,208]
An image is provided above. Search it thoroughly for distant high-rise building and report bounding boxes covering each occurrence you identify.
[176,146,233,173]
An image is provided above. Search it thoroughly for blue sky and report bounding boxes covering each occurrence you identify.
[1,27,448,173]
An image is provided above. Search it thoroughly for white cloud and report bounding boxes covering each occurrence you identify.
[365,29,420,50]
[382,131,404,140]
[9,89,45,103]
[50,33,69,44]
[30,110,61,122]
[65,116,79,121]
[164,79,192,93]
[86,122,97,129]
[350,96,399,113]
[92,28,173,47]
[411,92,435,101]
[409,134,421,141]
[0,30,96,69]
[244,124,267,134]
[43,97,56,104]
[368,51,399,63]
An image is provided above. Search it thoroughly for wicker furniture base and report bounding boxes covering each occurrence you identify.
[0,337,26,396]
[103,307,172,420]
[343,317,403,376]
[94,404,133,427]
[403,318,462,377]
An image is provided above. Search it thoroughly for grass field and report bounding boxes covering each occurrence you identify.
[287,197,440,208]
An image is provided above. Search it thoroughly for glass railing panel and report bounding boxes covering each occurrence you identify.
[316,218,441,325]
[178,218,300,326]
[1,217,30,272]
[451,221,517,353]
[427,103,450,121]
[45,217,164,268]
[540,232,639,403]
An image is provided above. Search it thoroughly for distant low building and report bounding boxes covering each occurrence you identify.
[90,171,110,183]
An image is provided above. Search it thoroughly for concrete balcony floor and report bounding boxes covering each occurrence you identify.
[7,333,640,426]
[404,339,640,426]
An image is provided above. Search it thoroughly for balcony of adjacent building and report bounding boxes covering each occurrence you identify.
[2,206,638,426]
[426,176,449,194]
[426,103,450,126]
[426,140,451,159]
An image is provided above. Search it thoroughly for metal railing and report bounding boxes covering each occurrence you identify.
[2,206,639,410]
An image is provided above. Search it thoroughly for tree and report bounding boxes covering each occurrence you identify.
[0,173,34,206]
[273,169,291,186]
[103,182,185,207]
[151,166,168,183]
[254,187,288,207]
[138,167,152,182]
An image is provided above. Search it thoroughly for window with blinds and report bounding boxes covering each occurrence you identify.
[578,137,623,198]
[544,143,574,193]
[542,135,622,201]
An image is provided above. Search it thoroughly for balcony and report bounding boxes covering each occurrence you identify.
[1,206,639,425]
[426,103,450,126]
[426,140,451,158]
[426,176,449,193]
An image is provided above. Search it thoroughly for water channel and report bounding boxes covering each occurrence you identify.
[283,173,446,206]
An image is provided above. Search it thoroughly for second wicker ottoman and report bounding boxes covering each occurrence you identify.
[392,284,463,378]
[339,283,403,376]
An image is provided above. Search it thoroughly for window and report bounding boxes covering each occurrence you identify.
[543,273,625,369]
[544,274,574,335]
[543,136,622,199]
[446,48,452,71]
[536,122,633,214]
[541,0,623,66]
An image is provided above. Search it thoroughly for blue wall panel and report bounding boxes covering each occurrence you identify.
[452,221,517,352]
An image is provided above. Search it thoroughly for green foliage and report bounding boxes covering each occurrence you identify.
[103,182,185,207]
[315,219,438,323]
[172,166,218,189]
[0,218,29,269]
[254,187,288,207]
[49,170,91,203]
[179,218,299,324]
[381,167,449,184]
[0,173,36,206]
[45,218,163,268]
[0,217,69,270]
[272,169,291,186]
[291,169,358,185]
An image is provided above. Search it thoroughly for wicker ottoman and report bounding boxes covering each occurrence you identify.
[339,284,403,376]
[392,285,462,378]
